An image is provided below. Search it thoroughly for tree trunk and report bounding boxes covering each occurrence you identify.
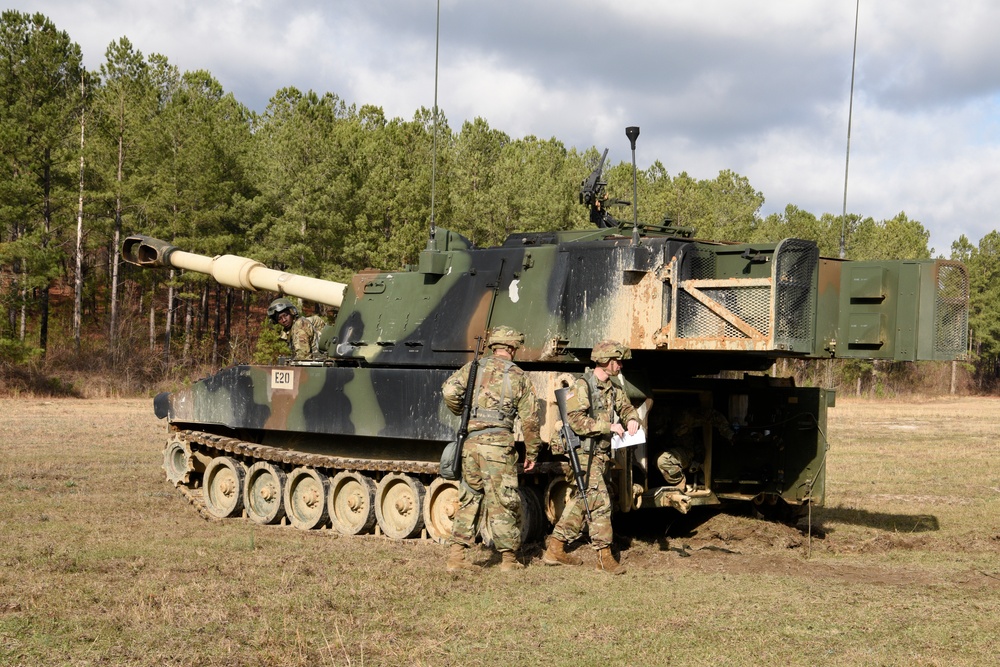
[183,299,193,363]
[149,300,155,352]
[244,292,251,345]
[164,270,175,362]
[212,284,221,369]
[39,287,49,355]
[39,150,52,357]
[225,288,233,342]
[18,291,26,342]
[198,283,208,341]
[74,99,86,354]
[109,130,125,361]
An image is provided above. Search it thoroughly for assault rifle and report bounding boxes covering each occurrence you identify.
[554,385,593,524]
[440,336,483,481]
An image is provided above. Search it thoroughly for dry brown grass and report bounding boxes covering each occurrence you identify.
[1,397,999,666]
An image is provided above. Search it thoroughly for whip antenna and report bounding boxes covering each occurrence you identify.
[840,0,860,259]
[427,0,441,248]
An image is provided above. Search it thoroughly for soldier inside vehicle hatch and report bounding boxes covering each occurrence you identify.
[653,403,735,492]
[267,297,325,359]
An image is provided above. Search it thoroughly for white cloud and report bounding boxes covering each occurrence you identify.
[16,0,1000,256]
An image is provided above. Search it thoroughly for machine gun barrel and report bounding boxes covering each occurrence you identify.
[122,235,346,308]
[579,148,609,206]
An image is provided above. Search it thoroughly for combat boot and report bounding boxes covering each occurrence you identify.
[542,536,583,566]
[662,477,686,493]
[499,551,525,571]
[446,543,482,572]
[595,547,625,575]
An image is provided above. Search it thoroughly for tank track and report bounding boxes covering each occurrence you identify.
[175,486,215,521]
[165,429,564,541]
[175,428,566,478]
[179,428,442,476]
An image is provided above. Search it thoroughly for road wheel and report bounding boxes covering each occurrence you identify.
[284,467,329,530]
[329,471,377,535]
[423,477,460,543]
[244,461,286,525]
[375,473,426,539]
[203,456,246,519]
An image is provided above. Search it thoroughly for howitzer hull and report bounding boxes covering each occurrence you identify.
[156,360,829,537]
[129,224,964,541]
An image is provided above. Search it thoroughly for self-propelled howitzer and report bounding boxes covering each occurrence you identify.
[124,223,969,541]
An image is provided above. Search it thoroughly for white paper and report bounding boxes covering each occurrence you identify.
[611,427,646,450]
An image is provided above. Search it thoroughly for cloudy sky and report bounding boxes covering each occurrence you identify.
[16,0,1000,256]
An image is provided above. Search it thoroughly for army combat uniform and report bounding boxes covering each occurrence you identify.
[268,297,325,360]
[550,368,639,551]
[656,407,734,488]
[280,314,325,359]
[442,354,541,555]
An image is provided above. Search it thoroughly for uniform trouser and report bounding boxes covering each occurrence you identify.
[448,431,522,552]
[551,450,613,550]
[656,442,694,486]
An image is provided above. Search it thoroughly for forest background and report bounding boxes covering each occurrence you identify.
[2,11,997,398]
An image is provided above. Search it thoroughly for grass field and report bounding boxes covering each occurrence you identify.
[1,396,998,666]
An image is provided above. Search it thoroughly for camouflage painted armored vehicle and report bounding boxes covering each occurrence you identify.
[124,166,969,543]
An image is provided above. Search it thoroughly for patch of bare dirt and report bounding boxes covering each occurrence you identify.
[606,509,1000,590]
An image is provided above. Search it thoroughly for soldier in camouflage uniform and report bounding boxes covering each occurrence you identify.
[441,326,541,573]
[542,340,640,575]
[656,407,735,490]
[267,298,326,360]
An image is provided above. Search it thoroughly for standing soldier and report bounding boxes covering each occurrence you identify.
[267,298,325,360]
[543,339,640,574]
[441,326,541,573]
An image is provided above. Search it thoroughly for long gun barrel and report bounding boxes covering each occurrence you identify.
[554,385,593,524]
[122,235,346,308]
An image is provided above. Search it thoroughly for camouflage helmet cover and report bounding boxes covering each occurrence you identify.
[486,325,525,350]
[591,339,631,363]
[267,297,298,321]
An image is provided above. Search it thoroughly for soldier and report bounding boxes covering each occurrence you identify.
[542,339,640,575]
[441,326,541,573]
[656,406,734,491]
[267,297,325,360]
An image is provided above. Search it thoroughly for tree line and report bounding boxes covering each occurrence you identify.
[1,10,996,393]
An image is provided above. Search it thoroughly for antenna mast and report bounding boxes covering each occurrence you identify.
[840,0,860,259]
[428,0,442,248]
[626,126,641,244]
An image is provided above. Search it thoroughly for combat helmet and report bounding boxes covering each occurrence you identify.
[486,325,525,351]
[591,339,631,363]
[267,297,298,322]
